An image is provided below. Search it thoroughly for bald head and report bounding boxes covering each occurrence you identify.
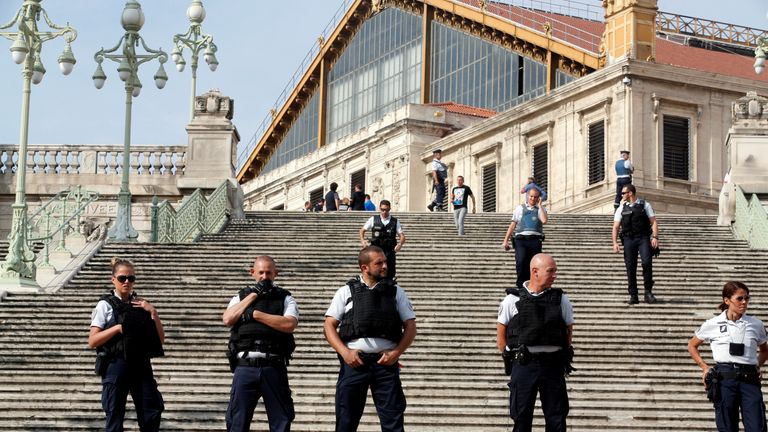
[529,253,557,292]
[251,255,278,281]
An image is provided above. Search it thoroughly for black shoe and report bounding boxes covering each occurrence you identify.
[627,295,639,305]
[644,292,658,304]
[427,203,435,212]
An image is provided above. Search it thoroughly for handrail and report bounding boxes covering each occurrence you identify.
[25,186,100,269]
[656,11,768,49]
[151,179,239,243]
[733,186,768,250]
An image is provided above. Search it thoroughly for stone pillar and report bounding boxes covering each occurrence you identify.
[601,0,657,65]
[178,89,240,190]
[719,92,768,225]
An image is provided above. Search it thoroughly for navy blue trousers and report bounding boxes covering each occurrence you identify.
[622,235,654,296]
[226,364,294,432]
[713,364,767,432]
[335,360,406,432]
[614,177,632,208]
[383,248,397,279]
[508,360,568,432]
[514,237,543,289]
[431,181,446,209]
[101,358,164,432]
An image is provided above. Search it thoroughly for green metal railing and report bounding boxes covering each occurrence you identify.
[733,186,768,250]
[25,186,100,269]
[150,179,238,243]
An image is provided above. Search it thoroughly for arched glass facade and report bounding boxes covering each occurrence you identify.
[326,8,423,143]
[262,91,319,173]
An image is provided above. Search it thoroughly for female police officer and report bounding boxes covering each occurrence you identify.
[688,281,768,432]
[88,257,165,432]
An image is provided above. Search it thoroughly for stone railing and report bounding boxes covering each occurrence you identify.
[0,144,186,176]
[151,179,241,243]
[733,186,768,249]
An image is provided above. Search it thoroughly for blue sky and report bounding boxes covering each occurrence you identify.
[0,0,764,148]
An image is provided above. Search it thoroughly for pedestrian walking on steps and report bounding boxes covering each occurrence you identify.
[223,256,299,432]
[324,246,417,432]
[427,149,448,211]
[88,257,165,432]
[451,175,476,235]
[688,281,768,432]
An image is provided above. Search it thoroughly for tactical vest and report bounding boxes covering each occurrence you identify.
[615,159,632,177]
[620,200,651,237]
[514,206,543,235]
[371,215,398,250]
[229,286,296,357]
[506,287,568,349]
[338,277,403,343]
[96,292,164,362]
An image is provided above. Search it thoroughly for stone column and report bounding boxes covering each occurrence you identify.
[178,89,240,190]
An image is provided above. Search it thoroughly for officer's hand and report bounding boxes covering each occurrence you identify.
[360,241,368,249]
[343,349,363,368]
[612,243,621,253]
[378,349,401,366]
[132,298,157,316]
[434,179,439,185]
[701,366,711,386]
[651,237,659,248]
[394,244,402,253]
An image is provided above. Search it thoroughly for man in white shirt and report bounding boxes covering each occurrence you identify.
[427,149,448,211]
[614,150,634,209]
[324,246,416,432]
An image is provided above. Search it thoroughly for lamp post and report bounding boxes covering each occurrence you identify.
[93,0,168,242]
[172,0,219,121]
[755,38,767,74]
[0,0,77,290]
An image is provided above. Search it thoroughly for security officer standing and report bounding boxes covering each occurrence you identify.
[611,184,659,305]
[496,253,574,432]
[359,199,406,280]
[614,150,634,209]
[503,188,548,289]
[324,246,417,432]
[222,256,299,432]
[688,281,768,432]
[427,148,448,211]
[88,257,165,432]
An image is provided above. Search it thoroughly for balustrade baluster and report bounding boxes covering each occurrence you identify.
[44,151,55,174]
[27,150,37,174]
[108,151,118,175]
[177,152,186,175]
[59,150,69,174]
[70,151,80,174]
[97,151,107,174]
[151,152,160,175]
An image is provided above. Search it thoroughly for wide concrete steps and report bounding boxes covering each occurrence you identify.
[1,211,767,430]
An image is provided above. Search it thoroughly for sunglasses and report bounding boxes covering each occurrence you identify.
[380,208,391,212]
[115,275,136,283]
[734,295,751,302]
[621,191,630,195]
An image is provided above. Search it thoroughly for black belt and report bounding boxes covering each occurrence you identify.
[528,351,562,363]
[715,363,759,381]
[237,356,286,367]
[514,235,542,240]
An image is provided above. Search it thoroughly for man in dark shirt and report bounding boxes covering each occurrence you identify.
[451,176,476,235]
[350,184,366,211]
[324,182,340,212]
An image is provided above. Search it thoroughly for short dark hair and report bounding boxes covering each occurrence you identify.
[719,281,750,311]
[457,175,464,181]
[623,184,637,195]
[354,184,362,190]
[365,194,371,199]
[359,245,385,267]
[330,182,338,191]
[379,199,391,208]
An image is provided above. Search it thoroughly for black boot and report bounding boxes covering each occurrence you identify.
[644,292,658,304]
[627,294,639,305]
[427,203,435,212]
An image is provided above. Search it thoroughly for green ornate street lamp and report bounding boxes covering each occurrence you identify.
[0,0,77,289]
[93,0,168,242]
[172,0,219,121]
[755,38,767,74]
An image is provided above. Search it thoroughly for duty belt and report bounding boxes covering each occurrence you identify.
[514,234,543,240]
[237,355,286,367]
[716,363,760,381]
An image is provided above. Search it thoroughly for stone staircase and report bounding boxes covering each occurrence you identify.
[1,211,767,431]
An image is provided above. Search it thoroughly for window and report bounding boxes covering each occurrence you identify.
[532,144,548,194]
[350,168,366,195]
[482,163,497,212]
[309,188,323,208]
[663,115,690,180]
[587,120,605,185]
[270,204,285,211]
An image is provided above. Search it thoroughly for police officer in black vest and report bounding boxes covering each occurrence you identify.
[324,246,417,432]
[496,253,574,432]
[88,257,165,432]
[359,200,406,280]
[611,184,659,305]
[223,256,299,432]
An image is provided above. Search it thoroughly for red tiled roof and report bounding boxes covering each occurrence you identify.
[656,38,768,82]
[428,102,497,118]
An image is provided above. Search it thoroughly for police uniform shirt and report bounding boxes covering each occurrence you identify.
[613,200,655,222]
[325,276,415,353]
[90,290,132,329]
[431,159,447,176]
[497,282,574,353]
[362,216,404,234]
[511,204,547,236]
[615,159,634,178]
[695,311,768,365]
[228,293,300,358]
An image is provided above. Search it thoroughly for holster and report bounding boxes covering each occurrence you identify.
[94,350,112,377]
[502,349,514,375]
[705,369,721,403]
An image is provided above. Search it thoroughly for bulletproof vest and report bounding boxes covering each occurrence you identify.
[620,200,651,237]
[97,292,164,362]
[370,215,398,250]
[338,277,403,343]
[514,206,543,235]
[230,286,296,357]
[434,160,447,181]
[506,288,568,348]
[615,159,632,176]
[325,191,338,211]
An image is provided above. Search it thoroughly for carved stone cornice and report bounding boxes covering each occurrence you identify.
[732,91,768,124]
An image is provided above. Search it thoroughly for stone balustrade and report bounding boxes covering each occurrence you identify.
[0,145,186,176]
